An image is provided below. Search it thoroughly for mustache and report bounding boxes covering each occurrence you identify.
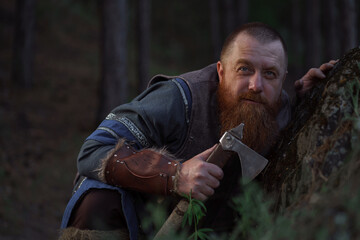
[237,91,268,105]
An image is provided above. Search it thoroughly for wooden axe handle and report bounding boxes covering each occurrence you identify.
[206,143,235,167]
[153,144,234,239]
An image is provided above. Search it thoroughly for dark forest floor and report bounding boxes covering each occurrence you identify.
[0,1,99,239]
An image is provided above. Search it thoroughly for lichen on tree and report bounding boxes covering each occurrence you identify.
[258,47,360,238]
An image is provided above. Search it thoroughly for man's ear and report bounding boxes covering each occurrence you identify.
[283,70,288,83]
[217,61,224,83]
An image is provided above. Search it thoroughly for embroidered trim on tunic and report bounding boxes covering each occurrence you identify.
[172,79,190,124]
[98,126,120,139]
[73,177,87,194]
[106,113,150,148]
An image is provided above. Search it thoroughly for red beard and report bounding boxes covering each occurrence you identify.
[217,83,281,154]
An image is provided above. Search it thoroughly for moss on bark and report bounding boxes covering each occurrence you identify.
[256,47,360,239]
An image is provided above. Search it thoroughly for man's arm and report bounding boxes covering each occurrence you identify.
[294,59,338,96]
[77,79,190,181]
[100,141,222,199]
[77,79,223,200]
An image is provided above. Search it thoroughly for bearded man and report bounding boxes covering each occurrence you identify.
[60,22,336,239]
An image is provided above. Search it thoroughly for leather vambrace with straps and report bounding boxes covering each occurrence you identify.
[100,141,181,196]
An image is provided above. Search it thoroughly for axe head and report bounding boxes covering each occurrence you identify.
[219,123,268,183]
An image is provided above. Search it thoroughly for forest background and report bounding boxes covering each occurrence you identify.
[0,0,358,239]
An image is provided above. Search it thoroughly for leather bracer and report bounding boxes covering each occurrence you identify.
[103,142,181,196]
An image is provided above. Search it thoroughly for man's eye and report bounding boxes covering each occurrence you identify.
[265,71,276,78]
[238,66,250,72]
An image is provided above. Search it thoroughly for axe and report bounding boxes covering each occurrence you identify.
[153,123,268,239]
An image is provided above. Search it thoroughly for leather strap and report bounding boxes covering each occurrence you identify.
[104,142,181,195]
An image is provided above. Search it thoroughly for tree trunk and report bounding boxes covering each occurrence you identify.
[12,0,35,88]
[291,0,303,79]
[97,0,128,122]
[209,0,221,61]
[322,0,339,60]
[340,0,358,55]
[262,47,360,214]
[223,0,236,36]
[304,0,321,69]
[236,0,248,26]
[136,0,151,93]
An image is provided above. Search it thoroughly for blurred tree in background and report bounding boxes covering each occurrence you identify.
[136,0,151,93]
[0,0,359,239]
[97,0,128,121]
[12,0,35,88]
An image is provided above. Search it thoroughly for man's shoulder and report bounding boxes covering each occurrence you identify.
[179,63,218,84]
[149,63,218,86]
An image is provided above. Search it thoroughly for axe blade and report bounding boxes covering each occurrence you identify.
[219,123,268,183]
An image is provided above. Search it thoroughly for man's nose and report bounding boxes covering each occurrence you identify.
[248,73,263,93]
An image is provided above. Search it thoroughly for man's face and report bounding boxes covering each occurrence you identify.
[217,34,287,109]
[217,33,287,153]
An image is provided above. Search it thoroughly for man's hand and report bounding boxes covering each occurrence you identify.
[295,59,338,96]
[176,146,223,201]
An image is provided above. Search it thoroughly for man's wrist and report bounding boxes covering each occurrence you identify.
[169,162,182,195]
[99,140,182,196]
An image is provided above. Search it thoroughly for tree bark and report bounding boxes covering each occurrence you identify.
[97,0,128,122]
[262,47,360,212]
[12,0,35,88]
[136,0,151,93]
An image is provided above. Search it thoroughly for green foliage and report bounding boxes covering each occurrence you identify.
[141,200,188,240]
[228,181,297,240]
[230,182,273,239]
[182,191,213,240]
[142,201,168,232]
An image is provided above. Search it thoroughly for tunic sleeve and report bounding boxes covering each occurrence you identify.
[77,79,191,181]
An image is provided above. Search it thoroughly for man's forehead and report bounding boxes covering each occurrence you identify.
[232,34,286,68]
[234,34,283,53]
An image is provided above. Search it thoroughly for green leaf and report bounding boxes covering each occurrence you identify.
[182,211,189,228]
[196,229,212,240]
[193,199,207,212]
[188,232,198,240]
[197,232,206,240]
[188,210,193,226]
[182,191,213,239]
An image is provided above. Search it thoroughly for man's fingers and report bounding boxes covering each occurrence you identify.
[319,59,338,72]
[308,68,326,79]
[192,191,208,201]
[296,59,338,96]
[319,63,335,73]
[294,79,303,90]
[329,59,338,65]
[201,185,215,197]
[191,184,214,201]
[197,145,217,161]
[319,63,332,72]
[205,173,221,188]
[207,164,224,180]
